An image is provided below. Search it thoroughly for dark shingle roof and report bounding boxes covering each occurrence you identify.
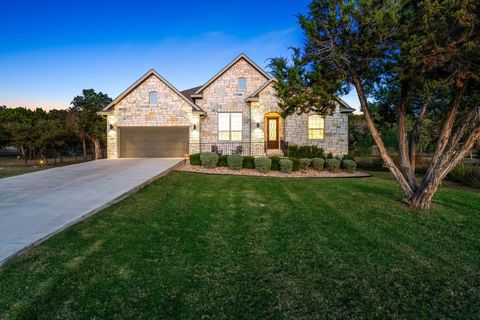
[180,86,203,103]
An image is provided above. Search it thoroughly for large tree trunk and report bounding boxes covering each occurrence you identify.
[82,136,87,161]
[86,134,102,160]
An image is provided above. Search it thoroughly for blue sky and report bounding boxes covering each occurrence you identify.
[0,0,359,111]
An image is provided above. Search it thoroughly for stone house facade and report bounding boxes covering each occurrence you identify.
[99,54,354,159]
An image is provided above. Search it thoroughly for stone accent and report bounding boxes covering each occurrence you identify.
[195,58,269,149]
[284,105,349,156]
[106,74,197,158]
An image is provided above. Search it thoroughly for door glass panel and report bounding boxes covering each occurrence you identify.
[268,119,277,141]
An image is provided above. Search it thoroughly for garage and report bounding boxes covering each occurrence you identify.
[119,127,189,158]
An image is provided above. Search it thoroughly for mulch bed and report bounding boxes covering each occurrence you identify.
[177,163,370,178]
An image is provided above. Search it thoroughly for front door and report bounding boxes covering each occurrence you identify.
[266,117,279,149]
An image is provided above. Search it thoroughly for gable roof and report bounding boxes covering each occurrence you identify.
[245,78,355,113]
[191,53,271,97]
[100,69,204,114]
[180,86,202,103]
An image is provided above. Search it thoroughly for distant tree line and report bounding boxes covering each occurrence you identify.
[0,89,111,163]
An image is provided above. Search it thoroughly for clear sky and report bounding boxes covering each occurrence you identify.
[0,0,359,111]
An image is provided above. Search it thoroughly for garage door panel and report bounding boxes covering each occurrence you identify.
[119,127,188,158]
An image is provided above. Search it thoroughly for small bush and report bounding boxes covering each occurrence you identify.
[243,156,255,169]
[299,158,312,172]
[356,157,385,171]
[255,157,272,173]
[270,157,281,171]
[326,158,341,172]
[288,157,300,171]
[217,155,228,167]
[447,164,480,189]
[343,152,356,161]
[279,159,293,173]
[326,152,333,159]
[342,160,357,173]
[200,152,219,168]
[312,158,325,171]
[189,153,201,166]
[227,154,243,170]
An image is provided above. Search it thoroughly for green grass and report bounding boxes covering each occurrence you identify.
[0,166,44,178]
[0,172,479,319]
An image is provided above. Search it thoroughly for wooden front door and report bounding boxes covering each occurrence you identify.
[266,117,279,149]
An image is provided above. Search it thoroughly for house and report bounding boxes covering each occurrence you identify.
[99,54,354,159]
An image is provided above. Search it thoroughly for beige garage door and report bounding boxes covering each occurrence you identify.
[119,127,189,158]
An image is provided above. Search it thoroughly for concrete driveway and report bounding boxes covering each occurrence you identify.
[0,158,183,266]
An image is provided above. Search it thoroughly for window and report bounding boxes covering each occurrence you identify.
[218,113,242,141]
[149,91,158,106]
[308,115,325,139]
[238,78,247,91]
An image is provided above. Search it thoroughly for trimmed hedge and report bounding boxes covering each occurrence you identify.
[279,159,293,173]
[288,144,325,158]
[270,157,281,171]
[299,158,312,172]
[227,154,243,170]
[447,164,480,189]
[255,157,272,173]
[200,152,219,168]
[189,153,201,166]
[312,158,325,171]
[342,160,357,173]
[217,155,228,167]
[326,158,341,172]
[243,156,255,169]
[288,157,300,171]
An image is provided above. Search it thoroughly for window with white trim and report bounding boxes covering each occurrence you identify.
[308,115,325,139]
[238,78,247,91]
[218,113,242,141]
[149,91,158,106]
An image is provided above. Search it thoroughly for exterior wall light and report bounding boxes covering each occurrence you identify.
[109,124,114,130]
[193,124,197,130]
[256,122,260,128]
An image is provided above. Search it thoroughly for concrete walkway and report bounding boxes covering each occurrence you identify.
[0,158,183,266]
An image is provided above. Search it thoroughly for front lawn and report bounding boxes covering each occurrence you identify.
[0,172,479,319]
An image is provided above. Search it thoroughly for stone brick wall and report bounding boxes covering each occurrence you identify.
[284,105,349,155]
[106,74,196,158]
[196,58,269,146]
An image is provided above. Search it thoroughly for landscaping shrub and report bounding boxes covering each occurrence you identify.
[199,152,219,168]
[299,158,312,172]
[227,154,243,170]
[312,158,325,171]
[326,152,333,159]
[189,153,201,166]
[356,157,385,171]
[254,157,272,173]
[447,164,480,189]
[343,152,356,161]
[243,156,255,169]
[288,157,300,171]
[287,144,325,158]
[217,155,228,167]
[270,157,281,171]
[279,159,293,173]
[326,158,341,172]
[342,159,357,173]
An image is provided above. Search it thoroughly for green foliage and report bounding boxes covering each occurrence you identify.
[254,157,272,173]
[447,164,480,189]
[288,144,325,158]
[243,156,255,169]
[356,157,385,171]
[326,159,341,172]
[189,153,201,166]
[342,160,357,173]
[299,158,312,172]
[227,154,243,170]
[269,156,281,171]
[288,157,300,171]
[217,155,228,167]
[343,153,356,161]
[200,152,219,168]
[326,153,333,159]
[312,158,325,171]
[279,159,293,173]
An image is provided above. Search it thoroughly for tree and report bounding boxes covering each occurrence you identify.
[269,0,480,209]
[70,89,112,160]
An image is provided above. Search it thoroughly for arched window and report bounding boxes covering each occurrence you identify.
[308,115,324,139]
[238,78,247,91]
[149,91,158,106]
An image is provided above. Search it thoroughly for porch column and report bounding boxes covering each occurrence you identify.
[250,102,265,156]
